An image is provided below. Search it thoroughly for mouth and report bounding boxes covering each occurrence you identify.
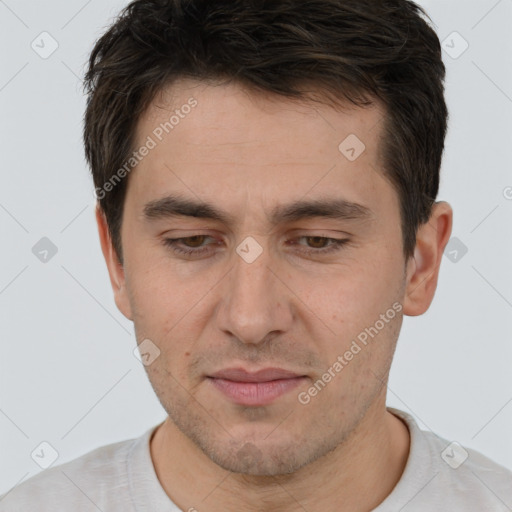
[206,367,308,406]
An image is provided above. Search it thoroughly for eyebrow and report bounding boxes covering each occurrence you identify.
[142,193,374,227]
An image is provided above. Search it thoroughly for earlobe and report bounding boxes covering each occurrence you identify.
[403,201,453,317]
[95,204,134,321]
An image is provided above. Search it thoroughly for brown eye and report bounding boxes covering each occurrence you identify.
[181,235,208,247]
[163,235,216,257]
[290,236,350,256]
[305,236,330,249]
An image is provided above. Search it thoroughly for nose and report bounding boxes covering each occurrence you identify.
[216,239,294,346]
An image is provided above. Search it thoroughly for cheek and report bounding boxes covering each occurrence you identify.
[297,254,401,333]
[125,251,199,325]
[125,259,214,368]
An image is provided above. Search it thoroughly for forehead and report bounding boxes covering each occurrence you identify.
[138,78,384,157]
[128,78,395,223]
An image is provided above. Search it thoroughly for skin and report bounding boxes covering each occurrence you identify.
[97,78,453,512]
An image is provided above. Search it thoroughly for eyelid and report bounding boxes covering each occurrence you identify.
[162,234,351,258]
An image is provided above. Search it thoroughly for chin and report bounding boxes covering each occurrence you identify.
[208,442,307,476]
[193,428,335,476]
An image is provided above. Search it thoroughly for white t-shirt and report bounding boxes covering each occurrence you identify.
[1,407,511,511]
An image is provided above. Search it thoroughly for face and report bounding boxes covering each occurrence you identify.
[105,79,412,475]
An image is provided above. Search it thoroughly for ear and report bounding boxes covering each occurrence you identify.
[95,204,133,321]
[403,201,453,316]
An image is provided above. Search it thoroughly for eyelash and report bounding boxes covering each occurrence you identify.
[162,235,350,258]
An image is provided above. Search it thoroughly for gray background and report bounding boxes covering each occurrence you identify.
[1,0,511,495]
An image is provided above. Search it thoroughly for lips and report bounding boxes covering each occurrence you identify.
[207,367,307,406]
[210,367,303,382]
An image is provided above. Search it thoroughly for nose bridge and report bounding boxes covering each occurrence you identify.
[218,239,292,345]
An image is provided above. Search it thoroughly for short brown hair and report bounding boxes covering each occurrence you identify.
[84,0,448,264]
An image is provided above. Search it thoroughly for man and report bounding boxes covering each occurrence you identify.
[1,0,511,510]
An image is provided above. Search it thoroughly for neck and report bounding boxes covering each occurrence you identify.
[150,400,410,512]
